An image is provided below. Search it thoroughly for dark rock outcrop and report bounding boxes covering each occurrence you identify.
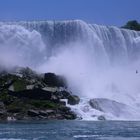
[67,95,80,105]
[44,73,67,88]
[0,67,79,121]
[8,89,59,101]
[8,89,80,105]
[27,110,39,117]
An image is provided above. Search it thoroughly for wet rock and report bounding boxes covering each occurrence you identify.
[38,115,47,119]
[0,102,5,109]
[63,112,77,120]
[98,115,106,121]
[58,106,71,112]
[59,99,66,106]
[44,73,67,88]
[0,67,79,121]
[7,108,21,113]
[39,110,48,116]
[0,110,6,116]
[13,113,25,120]
[45,109,55,114]
[58,106,77,119]
[55,114,64,119]
[39,110,55,117]
[27,110,39,117]
[8,89,59,101]
[89,99,103,111]
[68,95,80,105]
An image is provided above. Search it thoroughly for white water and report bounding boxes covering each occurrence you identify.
[0,20,140,120]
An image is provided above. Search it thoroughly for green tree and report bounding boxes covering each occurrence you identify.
[122,20,140,31]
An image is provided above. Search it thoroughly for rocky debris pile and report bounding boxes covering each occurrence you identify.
[0,67,80,121]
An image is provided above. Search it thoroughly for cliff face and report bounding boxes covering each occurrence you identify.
[0,67,80,121]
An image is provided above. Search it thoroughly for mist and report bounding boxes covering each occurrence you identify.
[0,24,46,70]
[37,41,140,106]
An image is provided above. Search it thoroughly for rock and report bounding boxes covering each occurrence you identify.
[67,95,80,105]
[13,113,25,120]
[89,98,133,118]
[58,106,77,119]
[39,110,47,116]
[38,115,47,119]
[43,87,59,92]
[8,88,80,106]
[27,110,39,117]
[59,99,67,106]
[55,91,70,99]
[44,73,67,88]
[89,99,103,111]
[0,67,79,121]
[0,77,15,91]
[0,102,5,109]
[63,112,77,120]
[45,109,55,114]
[98,115,106,121]
[26,85,34,90]
[58,106,71,112]
[18,67,38,80]
[55,114,64,119]
[8,89,59,101]
[0,110,6,116]
[47,115,57,119]
[51,95,58,100]
[7,108,21,113]
[39,110,55,116]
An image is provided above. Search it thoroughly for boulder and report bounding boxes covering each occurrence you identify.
[0,110,6,116]
[58,106,77,119]
[54,114,65,119]
[89,99,103,111]
[18,67,38,80]
[8,89,80,105]
[8,89,59,101]
[89,98,134,118]
[27,110,39,117]
[7,108,21,113]
[98,115,106,121]
[44,73,67,88]
[67,95,80,105]
[0,102,5,109]
[58,106,71,112]
[39,110,48,116]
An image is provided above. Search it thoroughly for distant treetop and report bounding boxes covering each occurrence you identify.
[121,20,140,31]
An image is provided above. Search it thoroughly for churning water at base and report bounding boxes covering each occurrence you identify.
[0,120,140,140]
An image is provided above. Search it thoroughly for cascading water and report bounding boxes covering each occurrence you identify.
[0,20,140,120]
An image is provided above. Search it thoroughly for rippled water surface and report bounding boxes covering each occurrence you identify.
[0,121,140,140]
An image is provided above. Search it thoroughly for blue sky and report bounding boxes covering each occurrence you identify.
[0,0,139,26]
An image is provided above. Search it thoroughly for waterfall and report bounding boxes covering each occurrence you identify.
[0,20,140,120]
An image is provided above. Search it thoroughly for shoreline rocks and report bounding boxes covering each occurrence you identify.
[0,67,80,121]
